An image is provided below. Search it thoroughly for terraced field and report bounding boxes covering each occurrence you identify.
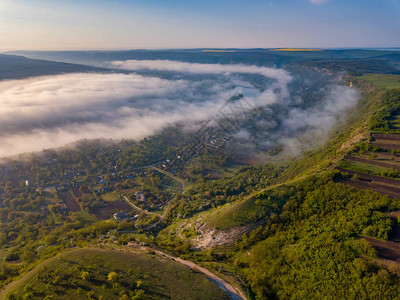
[337,132,400,270]
[337,134,400,199]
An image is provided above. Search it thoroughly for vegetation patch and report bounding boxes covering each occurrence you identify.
[359,74,400,89]
[2,248,230,300]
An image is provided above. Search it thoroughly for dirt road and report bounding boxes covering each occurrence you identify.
[140,246,247,300]
[151,166,185,193]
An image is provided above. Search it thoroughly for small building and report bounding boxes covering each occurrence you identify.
[135,191,146,201]
[113,212,128,221]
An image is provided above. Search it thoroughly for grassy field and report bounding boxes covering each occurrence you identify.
[202,184,290,231]
[1,248,230,300]
[359,74,400,89]
[100,191,120,202]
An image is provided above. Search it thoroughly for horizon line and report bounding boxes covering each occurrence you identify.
[2,46,400,54]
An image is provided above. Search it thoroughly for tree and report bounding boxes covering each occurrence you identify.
[107,271,118,283]
[81,271,91,281]
[136,280,143,288]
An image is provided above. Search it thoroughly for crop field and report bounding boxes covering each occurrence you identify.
[71,188,83,199]
[337,168,400,199]
[91,199,132,220]
[354,156,400,170]
[345,158,400,174]
[359,74,400,89]
[372,134,400,141]
[58,190,81,212]
[363,236,400,263]
[371,142,400,151]
[2,248,230,300]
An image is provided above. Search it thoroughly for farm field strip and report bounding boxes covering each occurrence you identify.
[372,134,400,141]
[338,168,400,185]
[371,139,400,145]
[58,190,81,212]
[360,152,400,163]
[337,178,400,200]
[336,168,400,199]
[362,236,400,263]
[91,199,133,220]
[349,156,400,170]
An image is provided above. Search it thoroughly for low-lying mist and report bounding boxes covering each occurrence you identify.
[0,60,359,159]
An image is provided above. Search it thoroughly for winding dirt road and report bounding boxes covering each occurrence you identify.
[139,246,247,300]
[151,166,185,193]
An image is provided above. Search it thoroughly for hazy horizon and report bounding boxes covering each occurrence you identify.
[1,0,399,52]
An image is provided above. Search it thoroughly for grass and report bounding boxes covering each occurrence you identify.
[203,184,292,230]
[100,191,120,202]
[2,248,230,300]
[74,211,96,224]
[359,74,400,89]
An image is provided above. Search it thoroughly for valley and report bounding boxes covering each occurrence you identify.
[1,49,400,299]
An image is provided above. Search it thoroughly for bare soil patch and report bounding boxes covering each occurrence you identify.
[363,236,400,262]
[336,168,400,199]
[71,188,82,199]
[372,134,400,141]
[91,199,132,220]
[58,190,81,212]
[371,142,400,151]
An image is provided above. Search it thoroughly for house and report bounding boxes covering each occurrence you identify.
[113,212,128,221]
[135,191,146,201]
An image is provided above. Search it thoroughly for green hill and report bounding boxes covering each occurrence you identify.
[1,248,230,300]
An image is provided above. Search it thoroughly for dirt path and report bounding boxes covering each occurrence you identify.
[1,245,247,300]
[151,167,185,193]
[140,246,247,300]
[120,167,184,229]
[123,196,162,218]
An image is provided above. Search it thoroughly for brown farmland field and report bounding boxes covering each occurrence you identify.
[336,168,400,200]
[91,199,132,220]
[58,190,81,212]
[349,157,400,170]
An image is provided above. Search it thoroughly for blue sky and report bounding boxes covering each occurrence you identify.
[0,0,399,51]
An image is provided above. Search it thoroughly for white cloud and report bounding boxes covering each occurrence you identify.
[0,63,290,157]
[0,60,359,159]
[109,59,292,87]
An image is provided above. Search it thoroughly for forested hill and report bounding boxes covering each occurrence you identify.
[156,74,400,299]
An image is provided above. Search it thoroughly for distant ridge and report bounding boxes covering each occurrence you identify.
[0,54,108,80]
